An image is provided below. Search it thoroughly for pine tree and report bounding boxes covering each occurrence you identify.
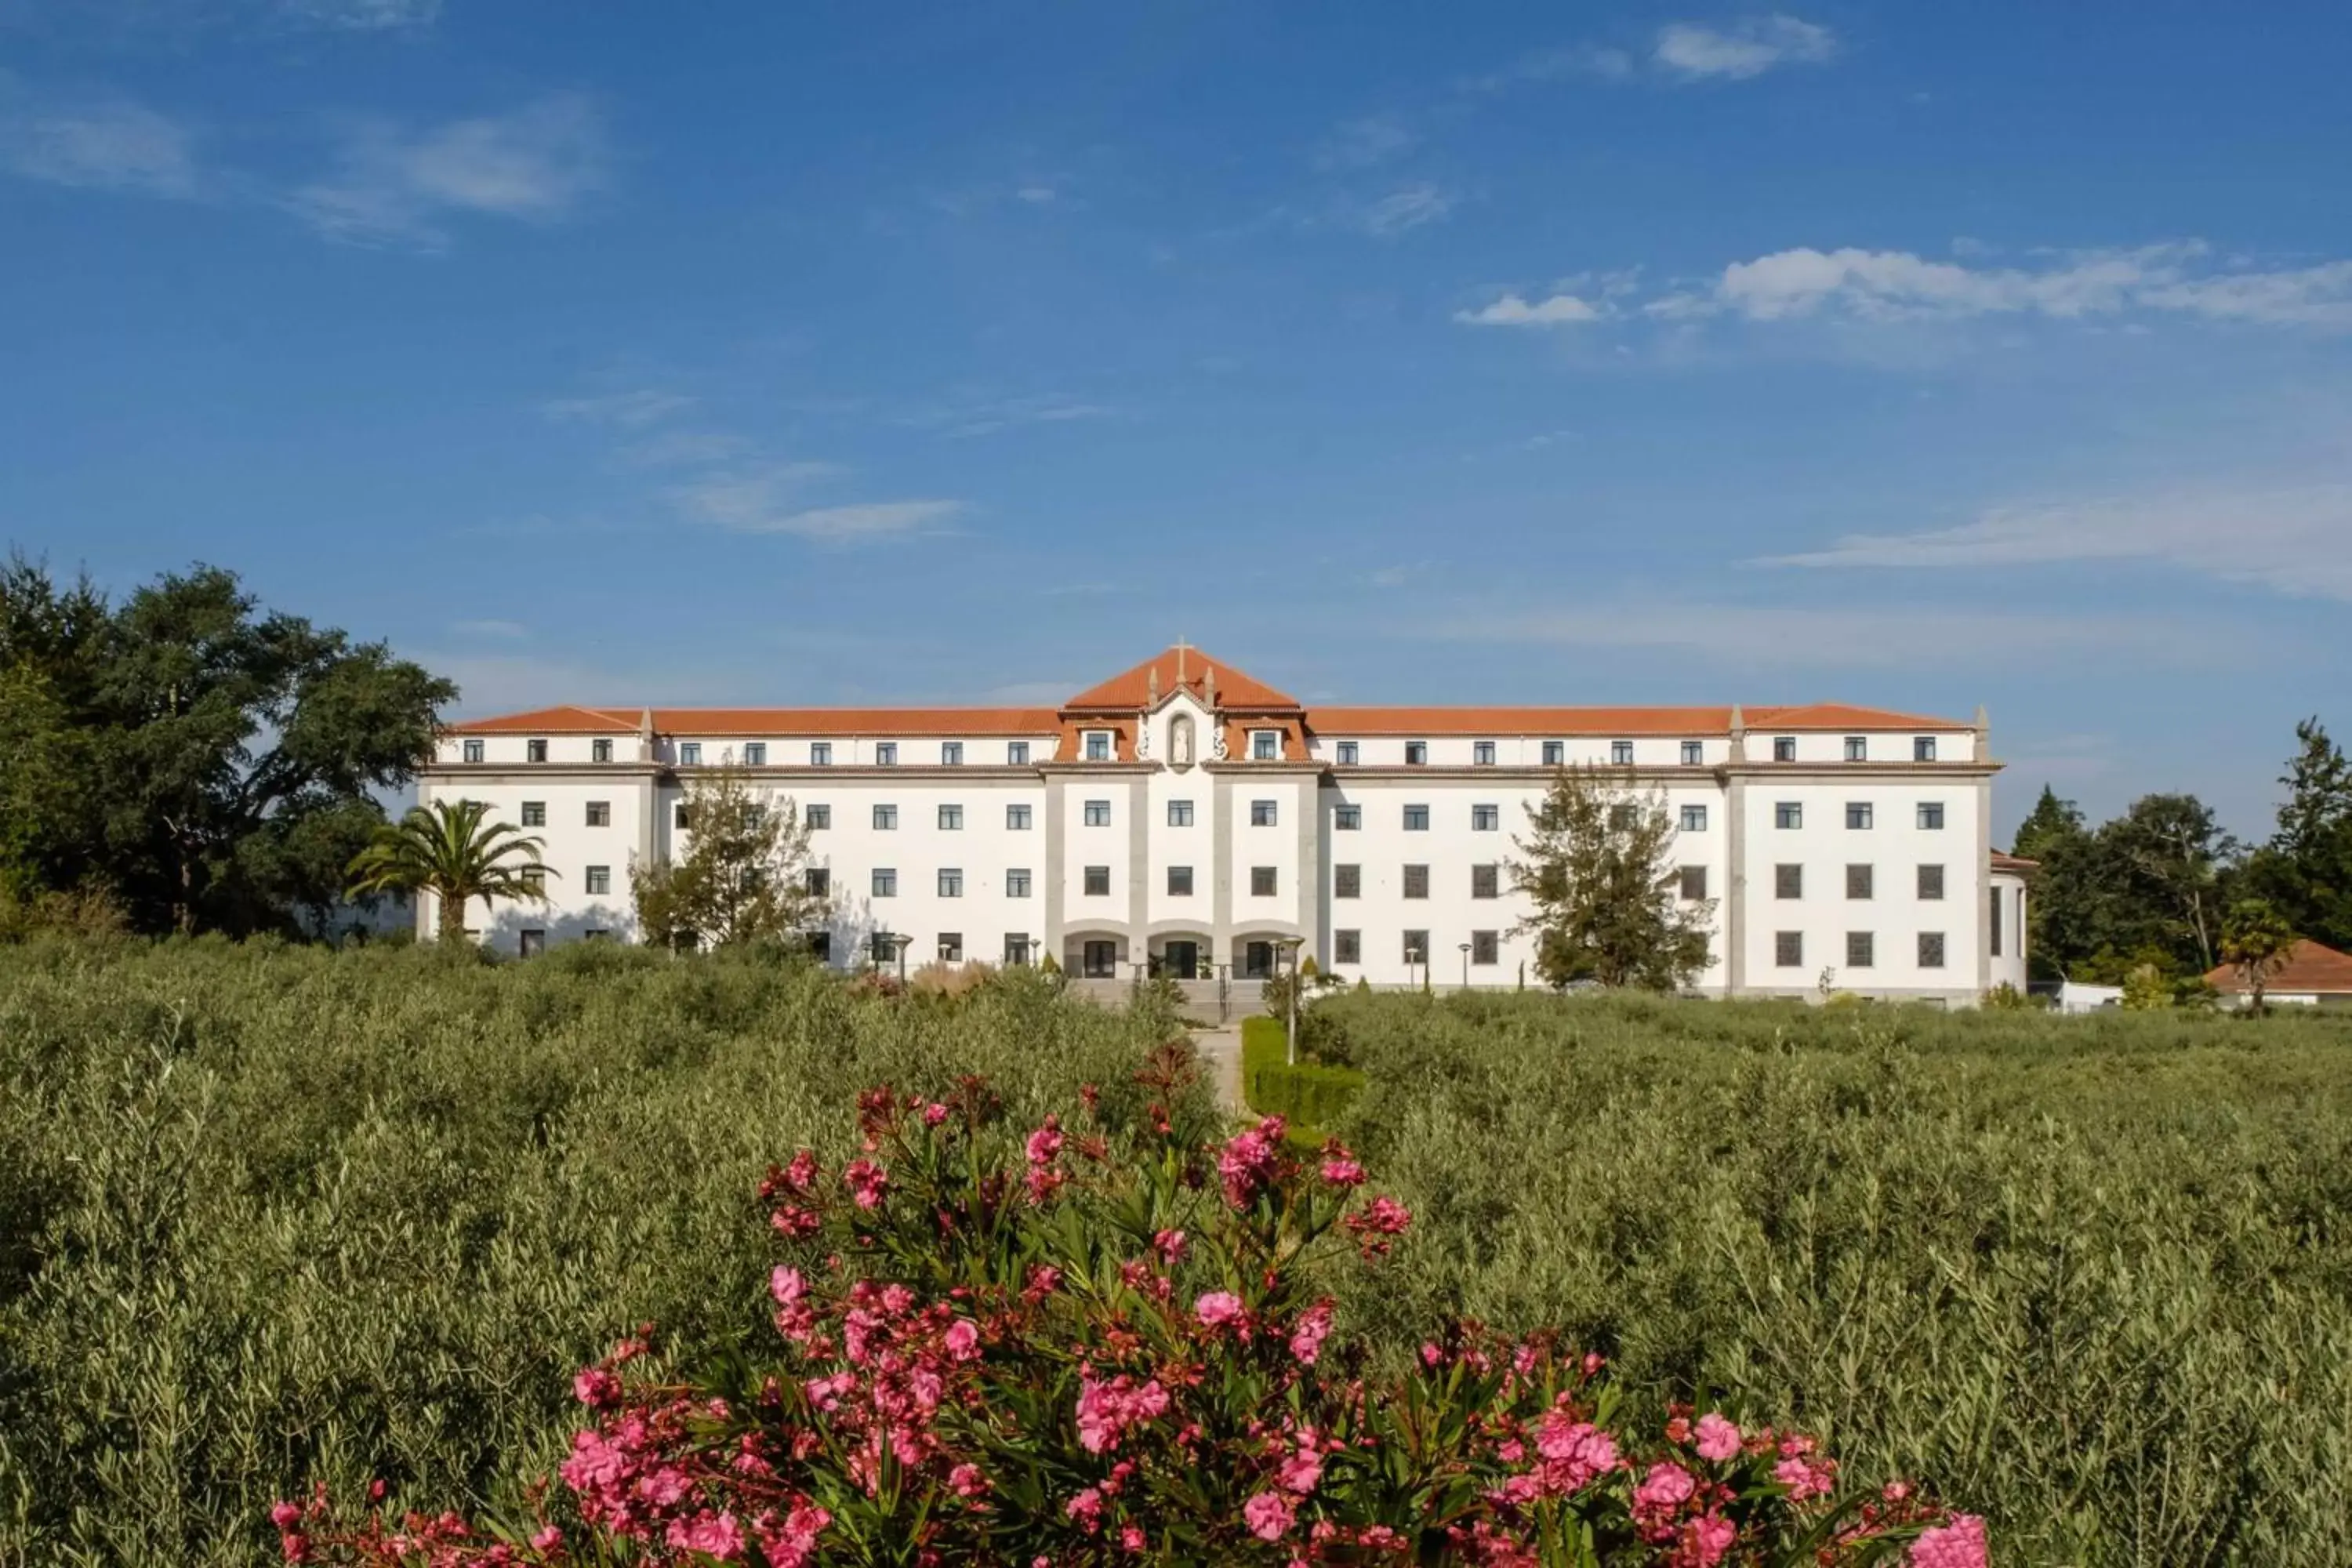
[1508,766,1713,991]
[2245,719,2352,951]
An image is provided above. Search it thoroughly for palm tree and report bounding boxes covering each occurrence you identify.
[2220,898,2298,1013]
[347,798,554,942]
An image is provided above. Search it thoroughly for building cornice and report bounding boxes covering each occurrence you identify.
[1720,762,2002,781]
[423,764,662,783]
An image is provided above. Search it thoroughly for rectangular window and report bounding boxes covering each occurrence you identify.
[1844,735,1867,762]
[805,804,830,830]
[1083,866,1110,897]
[674,804,692,830]
[1680,804,1708,831]
[744,742,767,766]
[1336,741,1359,765]
[1991,891,2004,956]
[1167,866,1194,896]
[1007,804,1032,830]
[586,800,610,826]
[1918,931,1947,969]
[1776,802,1802,829]
[1167,800,1195,827]
[1008,741,1031,766]
[1403,804,1429,831]
[1847,931,1875,968]
[1334,929,1362,964]
[520,867,546,896]
[941,742,964,766]
[680,742,702,766]
[1847,863,1874,899]
[1252,731,1279,760]
[938,931,963,962]
[1914,736,1937,763]
[591,739,612,764]
[1680,866,1708,901]
[1334,864,1361,898]
[811,742,833,766]
[1250,866,1278,897]
[527,739,548,764]
[804,867,829,898]
[1611,740,1634,765]
[938,868,964,898]
[1472,930,1499,966]
[1918,802,1945,830]
[1083,940,1117,978]
[806,931,831,963]
[1083,800,1112,827]
[1918,864,1945,901]
[1243,941,1275,979]
[876,742,898,766]
[873,804,898,829]
[521,800,546,827]
[1403,930,1430,964]
[1776,863,1803,899]
[1472,804,1500,831]
[1334,804,1361,830]
[938,804,964,830]
[1250,799,1278,827]
[1405,741,1428,766]
[1004,932,1031,964]
[1474,740,1497,766]
[1609,803,1637,829]
[518,928,545,957]
[872,868,897,898]
[1681,740,1704,766]
[1403,864,1429,899]
[585,865,611,895]
[1773,736,1796,763]
[1006,868,1032,898]
[1472,863,1500,899]
[463,739,485,763]
[1084,731,1112,761]
[1776,931,1804,967]
[1846,802,1875,830]
[1542,741,1564,766]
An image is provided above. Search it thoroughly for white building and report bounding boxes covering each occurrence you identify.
[420,645,2030,1004]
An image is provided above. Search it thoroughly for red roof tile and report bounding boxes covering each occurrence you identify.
[1063,647,1300,711]
[2204,939,2352,995]
[452,706,1060,737]
[1305,702,1969,736]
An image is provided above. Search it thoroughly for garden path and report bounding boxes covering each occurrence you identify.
[1187,1025,1247,1115]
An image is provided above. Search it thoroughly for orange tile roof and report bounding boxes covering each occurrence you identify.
[1990,851,2041,875]
[1063,647,1301,711]
[2204,939,2352,995]
[451,706,1061,737]
[1305,702,1969,736]
[447,705,640,735]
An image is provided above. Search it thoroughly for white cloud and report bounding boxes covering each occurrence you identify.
[539,390,694,427]
[1352,182,1453,238]
[292,93,604,248]
[1757,482,2352,601]
[0,86,199,197]
[671,465,956,544]
[619,430,752,466]
[1654,16,1838,80]
[920,394,1112,438]
[1461,44,1636,93]
[742,500,964,543]
[1313,114,1417,169]
[280,0,442,27]
[1455,292,1602,327]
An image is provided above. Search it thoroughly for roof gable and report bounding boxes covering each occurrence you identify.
[1062,646,1300,711]
[2205,938,2352,994]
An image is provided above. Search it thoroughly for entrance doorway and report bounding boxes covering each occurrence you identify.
[1159,939,1200,980]
[1242,940,1275,979]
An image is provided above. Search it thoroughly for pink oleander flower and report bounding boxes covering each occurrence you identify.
[1693,1410,1742,1463]
[1152,1228,1187,1264]
[948,1463,989,1499]
[1632,1461,1697,1522]
[572,1366,621,1408]
[1075,1374,1171,1454]
[1195,1290,1246,1327]
[1342,1195,1411,1256]
[1065,1486,1104,1531]
[1026,1116,1064,1166]
[270,1501,302,1530]
[1120,1523,1145,1552]
[1288,1300,1335,1366]
[1531,1413,1619,1494]
[923,1102,949,1126]
[1319,1155,1367,1187]
[1218,1118,1285,1207]
[770,1266,807,1307]
[754,1501,830,1568]
[1773,1454,1836,1501]
[944,1317,981,1361]
[842,1158,888,1210]
[1243,1490,1298,1541]
[666,1511,746,1560]
[1682,1513,1737,1567]
[530,1525,562,1552]
[1907,1514,1989,1568]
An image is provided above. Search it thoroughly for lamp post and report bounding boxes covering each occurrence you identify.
[1276,935,1305,1066]
[1406,946,1424,993]
[1460,941,1472,991]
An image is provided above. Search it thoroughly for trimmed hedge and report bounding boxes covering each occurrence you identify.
[1240,1014,1366,1130]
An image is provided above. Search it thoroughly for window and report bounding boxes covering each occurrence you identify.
[1542,741,1564,766]
[804,867,829,898]
[1243,941,1276,979]
[1776,802,1802,829]
[1250,866,1278,897]
[811,742,833,766]
[938,869,964,898]
[1083,800,1112,827]
[1007,868,1032,898]
[876,742,898,766]
[937,804,964,831]
[1846,803,1874,830]
[1004,932,1031,964]
[872,868,897,897]
[1403,804,1429,831]
[1917,803,1945,830]
[586,800,610,826]
[1007,804,1032,830]
[1084,731,1112,762]
[1334,804,1361,830]
[518,929,545,957]
[1250,799,1279,827]
[1008,741,1030,765]
[1168,866,1194,896]
[1775,863,1803,899]
[1844,735,1867,762]
[1680,804,1708,832]
[1472,930,1500,966]
[1474,740,1497,766]
[1472,804,1500,831]
[938,932,963,962]
[744,742,767,766]
[583,927,612,942]
[1776,931,1804,967]
[1773,736,1796,763]
[1472,863,1500,899]
[1681,740,1704,766]
[806,804,831,830]
[1337,742,1359,765]
[463,739,485,763]
[1403,930,1429,964]
[673,804,692,830]
[1167,800,1194,827]
[1403,864,1429,898]
[527,739,548,763]
[1334,929,1362,964]
[1846,863,1874,899]
[1083,940,1118,978]
[1405,741,1428,766]
[521,800,546,827]
[1680,866,1708,901]
[592,739,613,764]
[1611,740,1634,766]
[1847,931,1875,968]
[1918,931,1947,969]
[941,742,964,766]
[1608,803,1637,829]
[1918,864,1945,901]
[873,804,898,830]
[1252,731,1279,760]
[680,742,702,766]
[1914,736,1937,763]
[1991,892,2004,956]
[1083,866,1110,897]
[1334,864,1361,898]
[586,865,611,895]
[806,932,830,964]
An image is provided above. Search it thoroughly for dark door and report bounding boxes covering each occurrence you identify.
[1164,940,1199,980]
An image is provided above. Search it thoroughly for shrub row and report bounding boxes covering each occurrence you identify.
[1240,1014,1366,1131]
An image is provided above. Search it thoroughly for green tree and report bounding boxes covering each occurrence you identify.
[345,798,553,942]
[630,762,826,951]
[2243,719,2352,952]
[2219,897,2299,1013]
[2099,793,2238,973]
[1508,766,1713,991]
[2010,785,2097,981]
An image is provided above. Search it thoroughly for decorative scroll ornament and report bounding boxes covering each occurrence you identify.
[1211,724,1229,762]
[1135,713,1152,760]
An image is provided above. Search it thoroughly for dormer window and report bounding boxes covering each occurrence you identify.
[592,739,613,763]
[942,742,964,766]
[1473,741,1497,766]
[1843,735,1867,762]
[1542,741,1563,766]
[1083,731,1112,761]
[1914,736,1937,763]
[1008,741,1030,765]
[526,739,548,763]
[743,742,767,766]
[1336,741,1359,765]
[1610,740,1634,765]
[462,739,485,764]
[1773,736,1797,763]
[811,742,833,765]
[1251,730,1279,760]
[1405,741,1428,766]
[680,742,702,766]
[876,742,898,766]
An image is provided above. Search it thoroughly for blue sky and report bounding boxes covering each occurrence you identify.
[4,1,2349,840]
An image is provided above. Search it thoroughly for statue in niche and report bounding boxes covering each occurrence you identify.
[1169,713,1195,768]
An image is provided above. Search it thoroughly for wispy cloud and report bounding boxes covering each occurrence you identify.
[1456,292,1602,328]
[1653,16,1838,80]
[619,430,753,466]
[1461,43,1636,93]
[1312,114,1419,169]
[290,92,605,249]
[1757,482,2352,601]
[539,389,695,427]
[279,0,443,28]
[739,500,964,543]
[670,465,957,545]
[909,393,1114,439]
[0,80,201,198]
[1350,182,1454,238]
